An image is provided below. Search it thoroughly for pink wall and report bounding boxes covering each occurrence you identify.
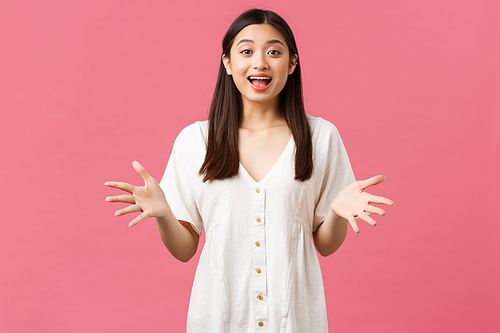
[1,0,498,331]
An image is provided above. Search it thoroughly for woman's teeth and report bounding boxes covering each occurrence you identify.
[248,77,271,87]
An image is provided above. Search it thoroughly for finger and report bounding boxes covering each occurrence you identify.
[104,181,135,194]
[129,212,149,227]
[363,205,386,216]
[105,195,135,204]
[347,216,360,234]
[132,161,153,183]
[367,194,395,206]
[115,204,142,217]
[357,175,385,190]
[357,211,377,226]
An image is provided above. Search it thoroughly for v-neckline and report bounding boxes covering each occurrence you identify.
[239,135,294,184]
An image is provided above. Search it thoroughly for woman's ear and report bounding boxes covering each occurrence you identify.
[288,54,298,75]
[222,54,232,75]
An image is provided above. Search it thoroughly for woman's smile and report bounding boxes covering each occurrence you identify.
[248,74,272,91]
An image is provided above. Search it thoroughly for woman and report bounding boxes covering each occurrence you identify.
[105,9,394,332]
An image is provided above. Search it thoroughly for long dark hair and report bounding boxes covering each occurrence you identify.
[199,9,313,182]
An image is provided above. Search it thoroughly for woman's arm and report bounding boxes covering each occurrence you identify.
[313,175,394,257]
[313,209,349,257]
[105,161,199,262]
[155,214,199,263]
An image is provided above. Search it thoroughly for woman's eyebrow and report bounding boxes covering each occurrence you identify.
[236,38,285,46]
[266,39,284,46]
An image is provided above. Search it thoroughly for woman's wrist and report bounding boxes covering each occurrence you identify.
[153,202,173,223]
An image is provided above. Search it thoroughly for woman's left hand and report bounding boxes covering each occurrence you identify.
[331,175,394,234]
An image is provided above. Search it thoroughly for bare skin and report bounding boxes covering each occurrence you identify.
[239,121,291,183]
[314,175,394,256]
[105,161,199,262]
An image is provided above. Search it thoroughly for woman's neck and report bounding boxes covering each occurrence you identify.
[240,98,285,130]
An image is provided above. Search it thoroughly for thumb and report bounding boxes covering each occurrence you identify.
[132,161,153,182]
[357,175,385,190]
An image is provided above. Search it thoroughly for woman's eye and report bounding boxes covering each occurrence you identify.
[241,49,252,55]
[268,50,280,55]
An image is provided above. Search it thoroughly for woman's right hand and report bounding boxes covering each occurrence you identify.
[105,161,170,227]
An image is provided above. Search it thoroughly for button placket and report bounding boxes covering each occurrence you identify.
[252,186,268,331]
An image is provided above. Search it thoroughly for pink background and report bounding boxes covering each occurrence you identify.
[1,0,499,332]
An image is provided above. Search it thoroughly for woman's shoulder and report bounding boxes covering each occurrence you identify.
[169,121,208,166]
[306,114,352,174]
[306,114,341,142]
[175,120,209,146]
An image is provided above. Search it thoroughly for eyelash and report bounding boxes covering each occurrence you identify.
[240,50,281,55]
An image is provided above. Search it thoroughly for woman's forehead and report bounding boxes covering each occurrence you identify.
[232,24,287,47]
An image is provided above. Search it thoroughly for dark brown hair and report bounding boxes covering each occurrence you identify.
[199,9,313,182]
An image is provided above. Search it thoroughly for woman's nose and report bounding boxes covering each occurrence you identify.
[253,53,269,70]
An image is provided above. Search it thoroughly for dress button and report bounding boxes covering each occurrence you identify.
[256,268,262,274]
[258,322,264,327]
[255,241,260,247]
[256,189,260,193]
[258,295,263,300]
[256,218,261,222]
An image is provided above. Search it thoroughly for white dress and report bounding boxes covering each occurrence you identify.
[160,115,355,333]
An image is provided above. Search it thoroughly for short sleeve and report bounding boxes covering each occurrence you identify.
[159,124,204,236]
[312,119,356,231]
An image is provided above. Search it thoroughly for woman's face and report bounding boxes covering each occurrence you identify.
[223,24,297,109]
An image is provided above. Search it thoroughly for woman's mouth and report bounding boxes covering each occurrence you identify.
[248,76,272,91]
